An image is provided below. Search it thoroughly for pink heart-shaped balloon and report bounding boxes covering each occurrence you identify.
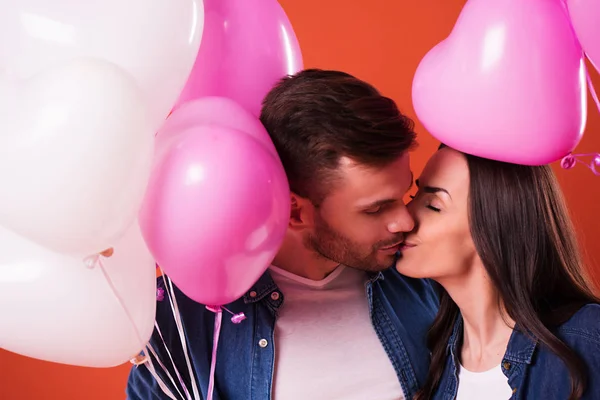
[568,0,600,73]
[412,0,587,165]
[172,0,303,116]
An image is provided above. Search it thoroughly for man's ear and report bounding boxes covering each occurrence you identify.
[289,192,315,231]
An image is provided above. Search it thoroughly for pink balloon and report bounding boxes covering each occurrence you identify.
[158,97,277,157]
[568,0,600,72]
[412,0,587,165]
[172,0,303,116]
[139,125,290,306]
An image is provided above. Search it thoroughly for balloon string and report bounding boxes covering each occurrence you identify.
[162,273,202,400]
[155,321,193,400]
[97,258,145,347]
[207,308,223,400]
[203,305,246,400]
[83,255,145,348]
[142,346,179,400]
[145,343,187,400]
[585,59,600,112]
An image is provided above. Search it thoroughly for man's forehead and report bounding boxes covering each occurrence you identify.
[338,152,409,170]
[336,154,411,180]
[325,154,412,203]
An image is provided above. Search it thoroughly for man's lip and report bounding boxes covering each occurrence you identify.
[380,242,403,250]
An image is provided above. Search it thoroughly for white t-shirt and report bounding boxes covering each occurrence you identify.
[269,264,405,400]
[456,362,513,400]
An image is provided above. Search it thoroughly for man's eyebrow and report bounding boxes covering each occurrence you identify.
[358,172,414,209]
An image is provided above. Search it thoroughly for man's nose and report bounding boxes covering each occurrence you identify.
[387,205,414,233]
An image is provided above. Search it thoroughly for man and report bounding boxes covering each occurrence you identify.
[127,69,438,400]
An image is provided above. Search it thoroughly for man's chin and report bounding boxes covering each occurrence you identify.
[378,253,398,270]
[346,254,396,273]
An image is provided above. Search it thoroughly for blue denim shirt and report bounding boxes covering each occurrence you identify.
[433,304,600,399]
[127,267,439,399]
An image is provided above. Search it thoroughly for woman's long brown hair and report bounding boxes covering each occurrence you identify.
[415,147,599,400]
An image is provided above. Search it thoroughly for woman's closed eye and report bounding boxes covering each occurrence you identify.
[426,203,441,212]
[409,194,441,212]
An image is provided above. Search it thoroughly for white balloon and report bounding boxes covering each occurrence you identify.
[0,0,204,125]
[0,58,154,256]
[0,222,156,367]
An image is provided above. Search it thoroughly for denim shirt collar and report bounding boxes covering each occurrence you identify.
[503,326,538,365]
[368,271,385,283]
[446,314,463,356]
[242,268,386,304]
[243,270,279,304]
[446,314,538,365]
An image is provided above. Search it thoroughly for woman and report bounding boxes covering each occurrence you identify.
[396,145,600,399]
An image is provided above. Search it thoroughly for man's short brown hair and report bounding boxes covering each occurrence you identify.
[260,69,416,203]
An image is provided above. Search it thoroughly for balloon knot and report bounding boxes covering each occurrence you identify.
[561,153,600,175]
[561,154,577,169]
[130,353,148,366]
[205,305,246,324]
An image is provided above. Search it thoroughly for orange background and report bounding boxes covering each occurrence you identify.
[2,1,599,399]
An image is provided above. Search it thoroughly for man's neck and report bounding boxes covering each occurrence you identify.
[271,234,340,280]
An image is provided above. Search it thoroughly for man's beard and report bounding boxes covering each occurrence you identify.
[304,213,402,272]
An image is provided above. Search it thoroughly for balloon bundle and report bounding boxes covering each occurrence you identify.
[0,0,301,391]
[412,0,600,173]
